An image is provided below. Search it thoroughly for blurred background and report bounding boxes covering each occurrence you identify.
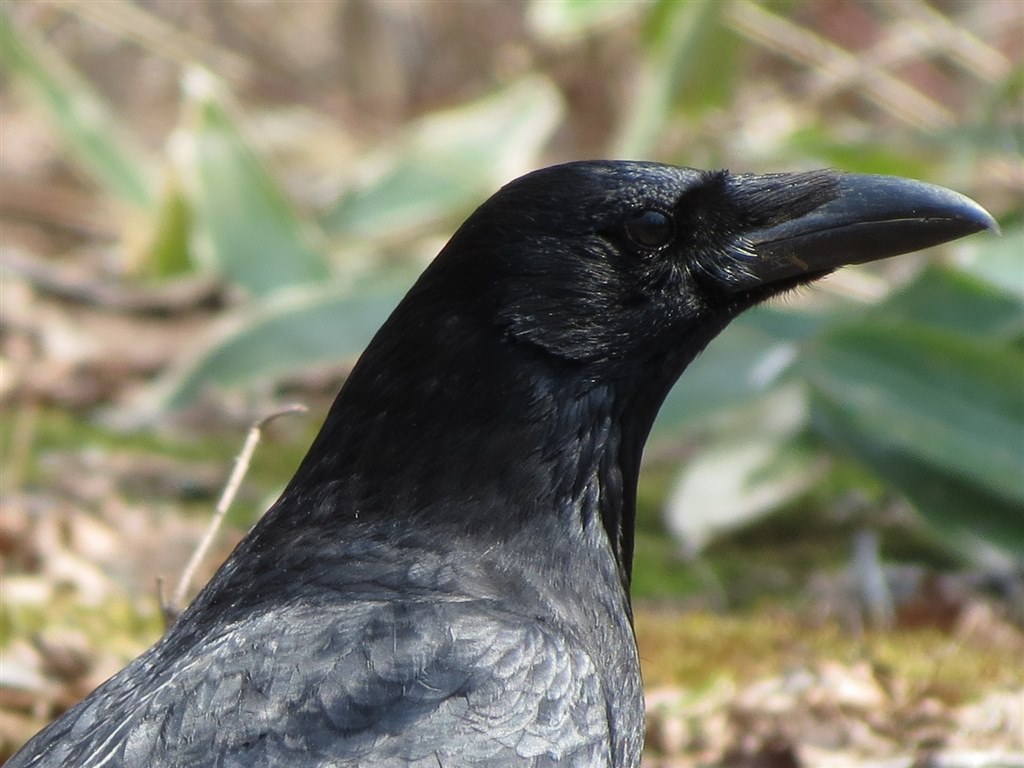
[1,1,1022,764]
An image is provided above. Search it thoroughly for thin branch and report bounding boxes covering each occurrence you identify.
[161,403,308,627]
[727,0,954,130]
[52,0,252,83]
[3,247,224,315]
[806,0,1012,103]
[876,0,1012,82]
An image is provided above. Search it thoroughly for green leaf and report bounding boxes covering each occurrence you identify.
[952,225,1024,299]
[813,396,1024,561]
[614,0,734,157]
[0,9,154,207]
[126,279,408,417]
[805,323,1024,508]
[877,266,1024,341]
[328,162,473,240]
[175,68,330,296]
[785,129,931,179]
[664,388,820,554]
[653,306,832,436]
[145,172,193,278]
[325,76,563,239]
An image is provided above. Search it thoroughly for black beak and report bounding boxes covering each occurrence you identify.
[732,174,998,292]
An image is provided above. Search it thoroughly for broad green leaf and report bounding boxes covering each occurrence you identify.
[325,76,563,239]
[0,9,154,207]
[813,396,1024,561]
[664,388,820,554]
[805,323,1024,506]
[129,279,408,417]
[175,68,330,296]
[953,225,1024,299]
[328,162,472,240]
[526,0,645,40]
[653,306,833,437]
[877,266,1024,341]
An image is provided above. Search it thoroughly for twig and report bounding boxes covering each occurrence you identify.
[52,0,252,84]
[875,0,1011,82]
[160,403,308,627]
[726,0,954,130]
[2,247,225,316]
[806,1,1011,103]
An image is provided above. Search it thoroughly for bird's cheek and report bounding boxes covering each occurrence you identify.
[639,263,700,316]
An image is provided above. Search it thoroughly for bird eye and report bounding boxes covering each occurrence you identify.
[625,209,674,249]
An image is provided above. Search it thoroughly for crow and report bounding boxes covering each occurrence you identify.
[8,162,995,768]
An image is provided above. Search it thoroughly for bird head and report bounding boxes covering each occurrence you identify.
[406,161,995,382]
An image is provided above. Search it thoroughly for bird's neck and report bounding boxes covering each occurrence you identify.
[279,320,662,590]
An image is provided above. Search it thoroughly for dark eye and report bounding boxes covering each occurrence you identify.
[625,209,674,249]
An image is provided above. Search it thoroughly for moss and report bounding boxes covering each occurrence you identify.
[634,606,1024,702]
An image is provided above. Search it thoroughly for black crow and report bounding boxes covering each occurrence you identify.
[8,162,995,767]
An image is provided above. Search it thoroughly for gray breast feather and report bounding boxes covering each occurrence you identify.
[12,600,615,768]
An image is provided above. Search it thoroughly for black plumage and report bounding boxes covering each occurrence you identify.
[9,161,995,768]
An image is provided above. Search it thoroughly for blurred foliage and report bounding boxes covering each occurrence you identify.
[174,69,331,295]
[0,10,154,207]
[2,0,1021,571]
[324,75,563,238]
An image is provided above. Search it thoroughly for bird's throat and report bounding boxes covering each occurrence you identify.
[280,338,650,589]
